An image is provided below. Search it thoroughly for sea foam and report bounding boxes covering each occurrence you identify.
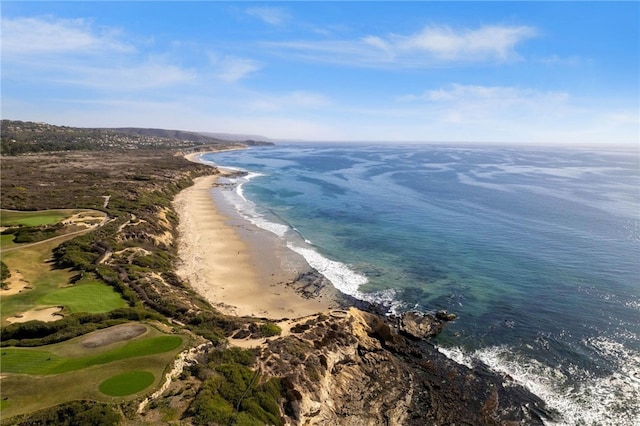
[437,341,640,426]
[214,166,372,295]
[217,171,290,238]
[286,243,368,296]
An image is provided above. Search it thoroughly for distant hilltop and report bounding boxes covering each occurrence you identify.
[0,120,274,155]
[200,132,275,143]
[112,128,274,146]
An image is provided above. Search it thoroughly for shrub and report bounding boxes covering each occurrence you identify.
[52,235,100,271]
[185,311,241,343]
[3,400,121,426]
[12,224,62,243]
[207,347,255,366]
[1,260,10,282]
[0,308,159,347]
[260,323,282,337]
[190,363,283,426]
[191,391,234,425]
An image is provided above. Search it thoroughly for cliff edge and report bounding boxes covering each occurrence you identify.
[256,308,553,425]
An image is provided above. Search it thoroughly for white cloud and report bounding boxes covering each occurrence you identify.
[2,15,212,91]
[399,83,569,106]
[265,24,537,67]
[210,55,261,82]
[378,83,640,143]
[287,91,331,107]
[67,62,197,90]
[362,35,392,52]
[534,54,584,66]
[1,16,133,55]
[245,7,289,26]
[606,112,640,125]
[393,25,536,61]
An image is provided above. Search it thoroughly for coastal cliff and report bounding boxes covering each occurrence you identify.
[255,308,552,426]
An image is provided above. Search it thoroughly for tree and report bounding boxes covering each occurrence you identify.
[1,260,11,288]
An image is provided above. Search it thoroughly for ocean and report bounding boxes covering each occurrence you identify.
[201,143,640,425]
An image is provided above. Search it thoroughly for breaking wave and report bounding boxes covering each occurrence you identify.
[437,338,640,426]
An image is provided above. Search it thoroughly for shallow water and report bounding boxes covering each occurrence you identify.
[203,143,640,425]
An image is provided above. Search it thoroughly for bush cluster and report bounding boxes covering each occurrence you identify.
[1,260,10,283]
[189,347,282,425]
[259,323,282,337]
[0,308,161,347]
[185,311,243,344]
[52,235,101,271]
[3,400,121,426]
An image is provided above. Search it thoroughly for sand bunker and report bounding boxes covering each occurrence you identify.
[80,323,147,348]
[1,271,31,296]
[6,307,63,324]
[62,211,106,228]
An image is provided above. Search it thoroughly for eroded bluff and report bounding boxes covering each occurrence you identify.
[257,308,553,426]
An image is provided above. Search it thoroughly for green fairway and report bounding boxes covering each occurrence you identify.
[1,240,78,321]
[1,236,126,322]
[0,328,185,417]
[0,209,70,227]
[99,371,155,396]
[38,282,127,313]
[0,335,183,375]
[1,234,17,249]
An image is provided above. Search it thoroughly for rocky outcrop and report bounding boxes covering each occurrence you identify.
[258,308,553,426]
[392,311,446,340]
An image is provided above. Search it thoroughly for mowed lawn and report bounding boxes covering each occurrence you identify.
[1,237,126,322]
[1,233,17,249]
[0,335,183,375]
[0,209,71,227]
[0,209,105,251]
[38,282,127,313]
[99,371,156,396]
[1,238,81,321]
[0,324,189,419]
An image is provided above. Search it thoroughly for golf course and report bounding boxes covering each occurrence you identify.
[0,209,188,418]
[0,322,187,417]
[1,209,124,324]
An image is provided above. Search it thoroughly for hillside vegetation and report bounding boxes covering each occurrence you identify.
[0,120,271,155]
[0,121,284,424]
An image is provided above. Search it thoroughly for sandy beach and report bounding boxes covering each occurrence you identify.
[173,164,332,320]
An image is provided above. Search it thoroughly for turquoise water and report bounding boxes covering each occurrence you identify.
[202,144,639,425]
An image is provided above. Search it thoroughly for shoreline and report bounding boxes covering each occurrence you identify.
[174,153,335,320]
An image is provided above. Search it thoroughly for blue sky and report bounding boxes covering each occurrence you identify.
[1,1,638,143]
